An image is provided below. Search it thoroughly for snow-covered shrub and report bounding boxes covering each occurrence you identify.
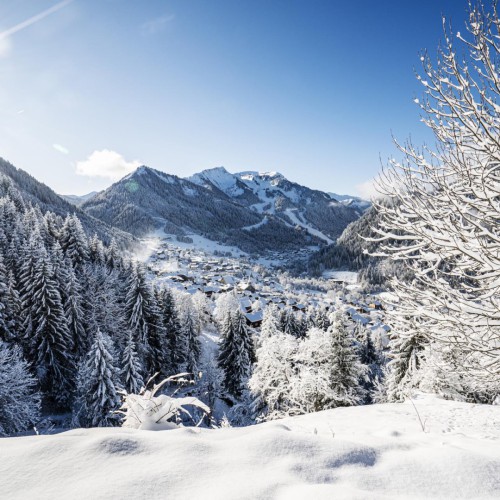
[0,341,41,436]
[119,374,210,430]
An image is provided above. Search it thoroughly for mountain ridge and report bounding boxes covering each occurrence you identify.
[82,165,365,254]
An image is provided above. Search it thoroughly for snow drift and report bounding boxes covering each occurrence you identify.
[0,394,498,499]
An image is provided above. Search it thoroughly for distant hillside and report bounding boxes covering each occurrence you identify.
[306,203,410,287]
[328,192,371,211]
[61,191,98,207]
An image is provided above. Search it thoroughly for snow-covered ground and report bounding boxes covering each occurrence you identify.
[138,229,248,262]
[323,270,359,284]
[1,394,498,499]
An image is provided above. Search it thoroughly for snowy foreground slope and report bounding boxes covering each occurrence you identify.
[1,395,498,500]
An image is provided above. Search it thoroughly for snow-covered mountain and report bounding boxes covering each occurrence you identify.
[188,167,363,246]
[61,191,98,207]
[82,166,328,254]
[328,191,371,211]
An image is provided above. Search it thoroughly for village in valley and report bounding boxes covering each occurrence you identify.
[142,235,391,345]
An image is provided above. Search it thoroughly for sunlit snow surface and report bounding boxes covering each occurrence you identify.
[1,394,498,499]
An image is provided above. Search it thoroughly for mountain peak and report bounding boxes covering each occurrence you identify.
[237,170,285,181]
[200,166,230,175]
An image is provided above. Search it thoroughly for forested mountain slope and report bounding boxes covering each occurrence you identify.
[306,204,409,287]
[0,159,133,246]
[190,167,363,243]
[82,166,333,253]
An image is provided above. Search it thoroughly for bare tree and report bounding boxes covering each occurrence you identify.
[372,1,500,382]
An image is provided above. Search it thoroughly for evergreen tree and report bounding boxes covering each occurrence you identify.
[184,308,202,377]
[161,288,185,374]
[106,238,121,269]
[124,262,154,345]
[0,341,41,436]
[234,308,255,365]
[217,309,253,399]
[60,215,89,267]
[260,304,281,339]
[0,255,13,342]
[386,319,428,402]
[89,234,106,265]
[357,324,380,403]
[328,312,366,407]
[315,307,331,331]
[23,247,75,406]
[64,263,87,359]
[144,289,167,378]
[121,331,144,394]
[74,329,121,427]
[281,310,301,338]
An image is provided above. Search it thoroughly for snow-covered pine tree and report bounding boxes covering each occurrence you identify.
[315,307,331,331]
[124,262,155,361]
[0,341,41,436]
[386,318,428,402]
[143,288,167,378]
[74,328,121,427]
[184,307,202,377]
[281,309,302,338]
[328,311,366,407]
[234,308,255,365]
[0,254,13,342]
[121,330,144,394]
[60,215,89,267]
[64,262,87,359]
[18,235,43,336]
[88,234,106,265]
[23,246,75,406]
[217,309,252,399]
[260,303,282,340]
[357,323,381,403]
[160,288,185,375]
[106,238,121,270]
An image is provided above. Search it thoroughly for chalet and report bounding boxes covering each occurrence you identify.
[202,285,221,297]
[239,298,253,313]
[245,311,263,328]
[238,282,256,293]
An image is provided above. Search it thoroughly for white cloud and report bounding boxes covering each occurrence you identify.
[356,177,381,200]
[76,150,141,180]
[140,14,174,36]
[53,143,69,155]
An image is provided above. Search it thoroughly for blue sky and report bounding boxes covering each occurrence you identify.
[0,0,468,196]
